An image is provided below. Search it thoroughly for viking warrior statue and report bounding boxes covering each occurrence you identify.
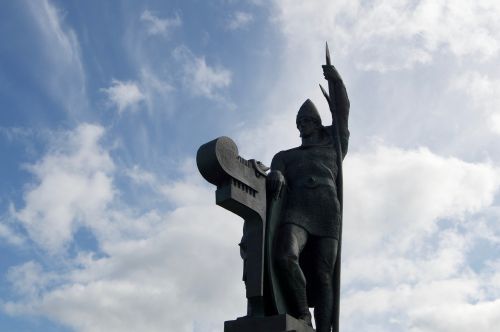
[267,46,350,332]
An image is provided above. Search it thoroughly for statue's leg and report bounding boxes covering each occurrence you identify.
[274,224,311,325]
[311,237,338,332]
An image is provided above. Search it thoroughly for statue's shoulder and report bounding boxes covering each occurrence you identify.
[273,147,301,159]
[271,147,300,168]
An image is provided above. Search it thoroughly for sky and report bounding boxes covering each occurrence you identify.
[1,0,500,331]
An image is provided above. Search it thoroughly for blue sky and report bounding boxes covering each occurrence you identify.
[1,1,500,331]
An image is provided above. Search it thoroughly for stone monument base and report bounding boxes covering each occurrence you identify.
[224,314,315,332]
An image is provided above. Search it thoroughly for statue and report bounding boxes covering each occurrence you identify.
[267,43,349,332]
[197,43,349,332]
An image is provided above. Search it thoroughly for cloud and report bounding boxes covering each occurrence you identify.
[4,123,245,331]
[271,0,500,71]
[24,0,87,114]
[125,159,213,207]
[0,127,36,142]
[5,155,246,332]
[139,68,175,113]
[410,298,500,332]
[124,165,157,186]
[101,70,174,115]
[14,124,115,254]
[173,46,232,101]
[0,221,24,246]
[452,71,500,134]
[140,10,181,36]
[344,144,500,254]
[341,275,500,332]
[102,79,146,113]
[335,143,500,331]
[6,262,55,298]
[4,206,245,332]
[226,11,254,30]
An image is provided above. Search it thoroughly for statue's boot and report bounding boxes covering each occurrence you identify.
[314,301,332,332]
[298,312,313,328]
[277,256,310,322]
[313,275,334,332]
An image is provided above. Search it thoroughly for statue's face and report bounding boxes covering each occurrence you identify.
[296,116,319,138]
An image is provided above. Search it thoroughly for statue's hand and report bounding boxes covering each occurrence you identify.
[267,170,285,199]
[323,65,341,82]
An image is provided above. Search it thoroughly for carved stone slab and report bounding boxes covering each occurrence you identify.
[197,136,269,315]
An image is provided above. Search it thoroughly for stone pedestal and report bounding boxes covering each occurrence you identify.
[224,314,315,332]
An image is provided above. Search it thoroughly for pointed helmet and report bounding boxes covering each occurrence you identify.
[296,99,322,125]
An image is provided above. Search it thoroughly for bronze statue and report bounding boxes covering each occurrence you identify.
[267,44,349,332]
[197,43,349,332]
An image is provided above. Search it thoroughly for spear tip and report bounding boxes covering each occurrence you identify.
[325,41,331,66]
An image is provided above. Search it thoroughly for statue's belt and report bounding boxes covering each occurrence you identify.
[291,176,335,189]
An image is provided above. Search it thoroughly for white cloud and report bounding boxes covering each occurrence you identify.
[139,68,175,113]
[227,11,254,30]
[5,161,246,332]
[14,124,115,254]
[124,165,157,186]
[173,46,232,101]
[271,0,500,71]
[453,71,500,134]
[140,68,174,95]
[0,127,35,142]
[410,298,500,332]
[126,159,213,208]
[341,276,500,332]
[4,123,246,330]
[101,70,174,115]
[102,79,145,113]
[335,143,500,331]
[344,144,500,254]
[6,262,56,298]
[140,10,181,36]
[24,0,87,114]
[4,208,245,332]
[0,221,24,246]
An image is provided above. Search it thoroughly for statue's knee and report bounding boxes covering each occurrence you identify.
[316,271,333,286]
[274,253,298,271]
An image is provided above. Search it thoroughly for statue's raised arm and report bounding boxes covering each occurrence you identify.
[322,64,350,158]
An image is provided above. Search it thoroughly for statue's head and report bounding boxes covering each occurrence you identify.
[296,99,322,138]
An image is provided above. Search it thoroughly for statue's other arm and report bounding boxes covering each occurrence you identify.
[323,66,350,159]
[267,152,286,199]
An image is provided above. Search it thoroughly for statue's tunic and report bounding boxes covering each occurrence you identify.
[271,126,340,239]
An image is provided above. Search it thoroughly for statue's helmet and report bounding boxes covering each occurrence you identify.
[296,99,322,125]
